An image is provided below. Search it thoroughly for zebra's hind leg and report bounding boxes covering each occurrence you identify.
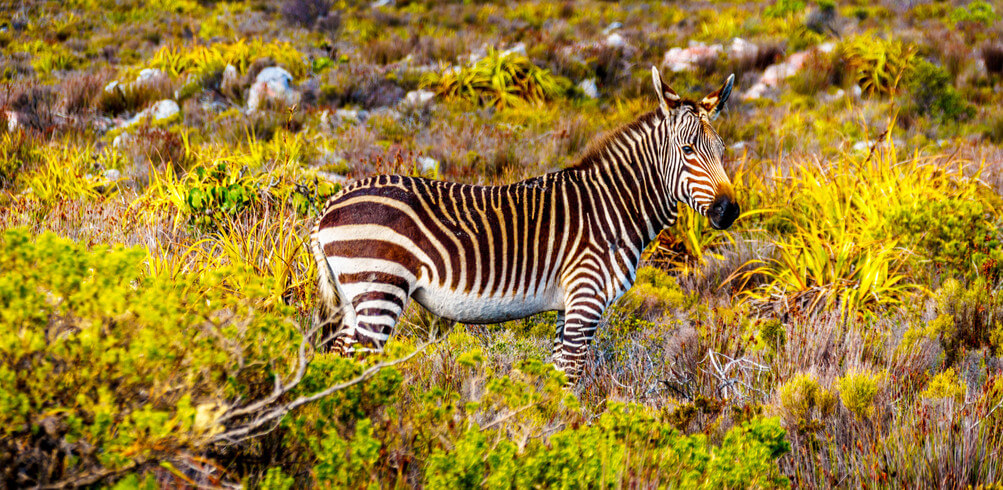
[336,286,411,352]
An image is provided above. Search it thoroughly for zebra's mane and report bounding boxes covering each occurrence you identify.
[566,103,695,171]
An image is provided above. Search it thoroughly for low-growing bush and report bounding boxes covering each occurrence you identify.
[777,374,836,430]
[0,230,303,487]
[904,60,973,124]
[933,278,1003,364]
[836,369,885,420]
[426,404,790,488]
[921,368,966,402]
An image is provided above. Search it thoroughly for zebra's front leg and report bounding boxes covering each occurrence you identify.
[556,297,608,385]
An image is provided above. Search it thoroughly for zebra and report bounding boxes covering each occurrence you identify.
[311,67,739,384]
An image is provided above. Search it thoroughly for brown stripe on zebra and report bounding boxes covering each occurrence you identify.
[312,67,739,384]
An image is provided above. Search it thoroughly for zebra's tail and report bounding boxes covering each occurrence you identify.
[311,231,350,351]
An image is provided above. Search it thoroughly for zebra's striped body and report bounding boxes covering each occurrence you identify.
[312,68,739,384]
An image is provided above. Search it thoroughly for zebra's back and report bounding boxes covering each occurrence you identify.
[314,174,578,324]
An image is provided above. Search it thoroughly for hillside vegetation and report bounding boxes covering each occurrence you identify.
[2,0,1003,487]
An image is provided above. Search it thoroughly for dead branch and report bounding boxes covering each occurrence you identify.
[210,337,438,445]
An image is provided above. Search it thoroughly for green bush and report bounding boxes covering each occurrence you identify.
[836,370,885,420]
[905,60,973,123]
[425,404,790,489]
[0,229,304,486]
[921,368,966,403]
[888,187,1001,281]
[932,278,1003,364]
[949,1,1000,28]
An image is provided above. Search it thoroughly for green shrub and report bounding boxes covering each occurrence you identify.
[921,368,966,402]
[905,60,973,123]
[0,229,304,486]
[949,1,1000,28]
[617,266,692,318]
[425,404,790,488]
[423,49,571,109]
[836,370,885,420]
[777,373,836,440]
[764,0,806,19]
[932,278,1003,364]
[888,186,1001,281]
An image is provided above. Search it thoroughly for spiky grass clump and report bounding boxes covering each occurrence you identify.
[423,49,571,109]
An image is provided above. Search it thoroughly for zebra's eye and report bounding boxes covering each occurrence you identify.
[682,145,694,155]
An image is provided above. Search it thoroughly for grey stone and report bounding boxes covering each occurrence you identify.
[417,156,439,174]
[247,66,301,112]
[401,89,435,109]
[578,79,599,99]
[605,32,627,49]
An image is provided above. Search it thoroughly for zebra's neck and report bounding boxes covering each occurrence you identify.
[560,112,677,256]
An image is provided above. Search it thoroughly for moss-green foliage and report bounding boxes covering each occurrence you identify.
[905,60,973,123]
[423,49,571,109]
[618,266,692,317]
[949,1,1000,28]
[426,404,789,489]
[764,0,806,19]
[0,229,303,484]
[888,184,1001,281]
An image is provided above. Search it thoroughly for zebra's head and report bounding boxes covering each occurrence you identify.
[651,67,740,230]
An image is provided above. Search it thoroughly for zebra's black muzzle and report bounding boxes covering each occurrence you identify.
[708,195,740,230]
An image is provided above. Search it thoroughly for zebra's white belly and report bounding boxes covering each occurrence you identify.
[412,282,564,324]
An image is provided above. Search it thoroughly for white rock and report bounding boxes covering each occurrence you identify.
[149,99,180,120]
[104,80,120,93]
[605,32,627,49]
[501,43,527,58]
[728,37,758,60]
[371,0,393,7]
[740,47,815,100]
[221,64,239,92]
[135,68,163,85]
[121,99,180,128]
[370,107,401,121]
[112,132,131,148]
[5,111,18,132]
[402,89,435,109]
[662,43,722,72]
[335,108,367,123]
[417,156,439,174]
[852,141,870,152]
[578,79,599,99]
[602,22,623,34]
[104,168,122,182]
[852,85,863,98]
[317,171,349,184]
[247,66,301,112]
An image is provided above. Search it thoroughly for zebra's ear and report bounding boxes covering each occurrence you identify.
[651,66,681,114]
[699,73,735,120]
